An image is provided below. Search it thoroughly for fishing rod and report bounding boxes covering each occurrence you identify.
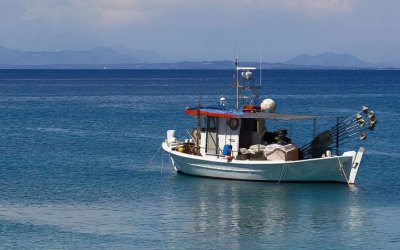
[300,106,377,159]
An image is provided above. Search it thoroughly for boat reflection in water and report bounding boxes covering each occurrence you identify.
[180,177,378,248]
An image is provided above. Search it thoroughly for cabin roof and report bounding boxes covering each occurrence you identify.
[185,107,237,118]
[185,107,324,120]
[239,112,322,120]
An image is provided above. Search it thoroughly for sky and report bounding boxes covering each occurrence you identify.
[0,0,399,64]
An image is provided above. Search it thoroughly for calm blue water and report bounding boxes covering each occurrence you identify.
[0,69,399,249]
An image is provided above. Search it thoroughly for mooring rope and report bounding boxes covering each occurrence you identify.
[160,147,164,173]
[278,161,286,183]
[337,157,351,187]
[145,145,162,169]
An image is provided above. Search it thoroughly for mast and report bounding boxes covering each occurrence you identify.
[235,51,239,110]
[194,107,201,155]
[234,53,261,109]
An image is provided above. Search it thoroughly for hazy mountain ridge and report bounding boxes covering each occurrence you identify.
[0,45,395,69]
[285,52,375,68]
[0,46,142,65]
[110,44,171,63]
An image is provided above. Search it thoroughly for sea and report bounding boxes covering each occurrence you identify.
[0,69,399,249]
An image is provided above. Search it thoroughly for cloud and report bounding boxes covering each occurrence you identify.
[277,0,358,16]
[19,0,156,27]
[17,0,359,28]
[208,0,359,16]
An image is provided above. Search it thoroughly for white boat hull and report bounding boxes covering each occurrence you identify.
[162,142,359,183]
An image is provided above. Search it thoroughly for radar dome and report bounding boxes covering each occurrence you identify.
[241,71,253,80]
[260,99,276,113]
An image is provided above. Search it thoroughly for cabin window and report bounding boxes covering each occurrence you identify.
[207,117,217,131]
[206,116,218,155]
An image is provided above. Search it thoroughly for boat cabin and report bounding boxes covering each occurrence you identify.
[184,107,324,160]
[186,109,265,157]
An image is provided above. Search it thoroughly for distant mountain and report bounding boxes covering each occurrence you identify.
[0,45,142,65]
[285,52,375,68]
[110,44,171,63]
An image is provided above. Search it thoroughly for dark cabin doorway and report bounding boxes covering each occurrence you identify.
[239,119,258,149]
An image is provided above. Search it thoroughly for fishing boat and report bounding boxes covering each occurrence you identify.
[161,59,377,184]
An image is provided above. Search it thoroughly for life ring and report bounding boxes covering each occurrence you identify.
[228,118,239,130]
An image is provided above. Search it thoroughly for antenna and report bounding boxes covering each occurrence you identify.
[259,49,262,87]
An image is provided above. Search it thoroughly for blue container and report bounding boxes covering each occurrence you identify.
[223,145,232,156]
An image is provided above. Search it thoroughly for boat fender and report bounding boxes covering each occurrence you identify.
[191,128,201,140]
[226,155,234,161]
[228,118,239,130]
